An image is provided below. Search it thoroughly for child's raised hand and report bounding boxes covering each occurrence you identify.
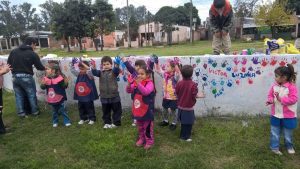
[72,57,79,66]
[151,54,159,64]
[64,76,71,83]
[90,59,96,69]
[39,77,46,85]
[127,74,134,84]
[114,56,122,65]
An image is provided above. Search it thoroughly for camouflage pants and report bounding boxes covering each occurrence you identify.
[212,34,231,55]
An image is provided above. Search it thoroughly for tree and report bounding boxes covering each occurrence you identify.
[155,6,178,45]
[40,0,59,31]
[234,0,259,18]
[0,0,22,49]
[254,0,295,38]
[86,21,100,51]
[93,0,115,51]
[286,0,300,14]
[18,2,36,30]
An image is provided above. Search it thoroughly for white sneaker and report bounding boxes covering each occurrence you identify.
[132,119,137,127]
[103,124,112,129]
[272,149,283,155]
[78,120,85,125]
[88,120,95,125]
[186,139,192,142]
[111,124,117,128]
[287,148,295,154]
[53,123,58,128]
[65,123,71,127]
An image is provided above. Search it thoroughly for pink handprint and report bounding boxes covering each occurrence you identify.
[241,57,247,65]
[233,57,240,65]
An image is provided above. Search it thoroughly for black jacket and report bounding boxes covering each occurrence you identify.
[209,1,233,33]
[7,44,45,75]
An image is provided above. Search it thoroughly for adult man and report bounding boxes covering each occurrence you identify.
[7,37,45,117]
[209,0,233,55]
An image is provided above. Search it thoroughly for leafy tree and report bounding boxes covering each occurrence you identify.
[93,0,115,51]
[254,0,295,38]
[18,2,36,30]
[286,0,300,14]
[234,0,259,18]
[40,0,58,31]
[0,0,22,49]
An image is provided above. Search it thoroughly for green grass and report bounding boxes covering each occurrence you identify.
[1,91,300,169]
[39,40,270,57]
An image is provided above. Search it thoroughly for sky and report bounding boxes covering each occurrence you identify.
[11,0,236,21]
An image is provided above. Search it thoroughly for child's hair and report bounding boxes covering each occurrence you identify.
[101,56,112,64]
[139,65,152,75]
[274,64,297,83]
[135,60,146,67]
[79,60,90,68]
[48,63,61,75]
[181,65,194,79]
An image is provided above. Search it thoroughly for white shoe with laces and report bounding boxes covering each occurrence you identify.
[272,149,283,155]
[103,124,112,129]
[111,124,117,128]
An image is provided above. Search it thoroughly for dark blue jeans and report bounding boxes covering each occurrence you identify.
[12,74,38,116]
[51,102,71,125]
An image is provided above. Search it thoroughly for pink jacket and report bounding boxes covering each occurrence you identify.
[126,80,154,96]
[267,82,298,118]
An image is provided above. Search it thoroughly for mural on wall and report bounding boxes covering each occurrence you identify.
[0,54,299,115]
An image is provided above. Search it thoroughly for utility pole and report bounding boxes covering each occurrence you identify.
[189,0,193,43]
[127,0,131,48]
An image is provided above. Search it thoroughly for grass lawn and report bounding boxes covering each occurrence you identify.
[38,40,271,57]
[0,91,300,169]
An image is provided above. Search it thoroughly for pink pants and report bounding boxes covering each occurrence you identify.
[136,120,154,145]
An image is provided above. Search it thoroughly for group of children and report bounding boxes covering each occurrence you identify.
[2,54,297,153]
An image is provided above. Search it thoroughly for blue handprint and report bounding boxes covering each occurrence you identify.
[114,56,122,65]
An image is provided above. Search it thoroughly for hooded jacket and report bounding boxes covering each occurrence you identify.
[209,0,233,33]
[7,44,45,75]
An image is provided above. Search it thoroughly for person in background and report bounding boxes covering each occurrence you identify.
[7,37,45,118]
[209,0,233,55]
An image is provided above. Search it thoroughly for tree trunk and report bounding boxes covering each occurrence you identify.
[167,31,172,46]
[65,36,71,52]
[93,38,99,51]
[78,37,83,52]
[271,26,275,39]
[100,34,104,51]
[7,38,11,50]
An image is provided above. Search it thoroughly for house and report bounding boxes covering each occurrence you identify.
[138,22,202,45]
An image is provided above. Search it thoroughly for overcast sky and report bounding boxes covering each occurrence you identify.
[11,0,239,21]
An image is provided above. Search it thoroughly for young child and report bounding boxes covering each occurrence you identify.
[0,63,11,134]
[122,56,147,126]
[266,64,298,155]
[91,56,122,129]
[154,56,181,130]
[40,63,71,127]
[71,59,98,125]
[126,65,155,150]
[176,65,205,141]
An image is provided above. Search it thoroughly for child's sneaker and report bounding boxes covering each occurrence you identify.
[132,119,137,127]
[78,120,85,125]
[103,124,112,129]
[287,148,295,154]
[111,124,117,128]
[159,121,169,126]
[136,139,144,147]
[271,149,283,155]
[53,123,58,128]
[169,123,176,131]
[65,123,71,127]
[144,144,153,150]
[186,138,192,142]
[88,120,95,125]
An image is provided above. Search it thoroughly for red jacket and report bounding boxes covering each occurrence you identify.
[175,78,198,110]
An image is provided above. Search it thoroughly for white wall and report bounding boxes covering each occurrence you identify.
[1,54,300,117]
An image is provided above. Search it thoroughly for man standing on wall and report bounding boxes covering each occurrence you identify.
[209,0,233,55]
[7,37,45,118]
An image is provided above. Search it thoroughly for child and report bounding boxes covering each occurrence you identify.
[176,65,205,141]
[122,56,147,126]
[126,65,155,150]
[71,59,98,125]
[266,64,298,155]
[0,63,11,134]
[40,63,71,127]
[91,56,122,129]
[154,56,181,130]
